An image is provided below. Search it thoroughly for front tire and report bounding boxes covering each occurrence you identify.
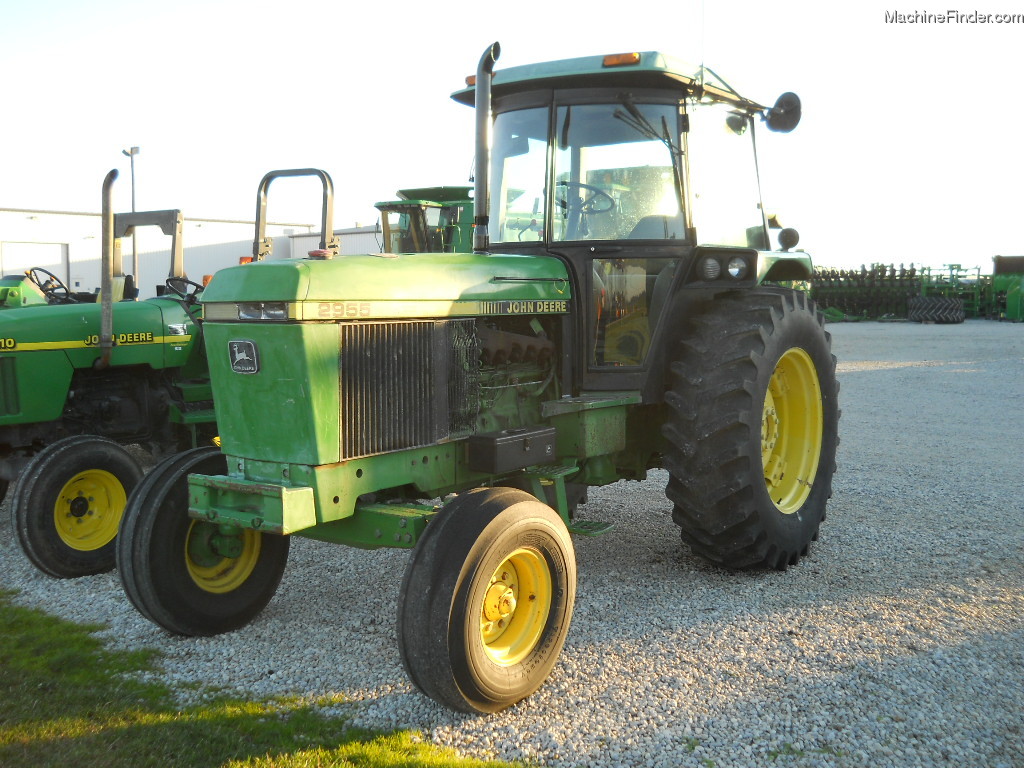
[397,487,576,713]
[116,447,290,635]
[663,288,840,569]
[11,436,143,578]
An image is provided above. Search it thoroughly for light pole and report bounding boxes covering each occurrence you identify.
[121,146,140,296]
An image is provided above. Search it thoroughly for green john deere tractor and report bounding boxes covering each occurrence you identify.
[374,186,474,254]
[2,170,216,577]
[117,45,839,714]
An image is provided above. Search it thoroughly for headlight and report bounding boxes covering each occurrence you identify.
[700,257,722,281]
[237,302,288,320]
[727,257,749,279]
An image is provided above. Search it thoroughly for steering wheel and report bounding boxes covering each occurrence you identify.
[27,267,74,304]
[165,276,204,303]
[556,181,615,215]
[518,218,542,241]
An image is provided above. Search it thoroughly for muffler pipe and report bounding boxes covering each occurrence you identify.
[96,169,118,369]
[473,42,500,253]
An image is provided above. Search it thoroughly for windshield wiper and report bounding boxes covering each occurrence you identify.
[612,96,684,159]
[612,96,686,216]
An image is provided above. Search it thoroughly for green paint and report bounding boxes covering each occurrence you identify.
[204,321,340,466]
[200,251,570,305]
[297,501,436,550]
[0,297,206,426]
[0,276,49,308]
[543,394,638,459]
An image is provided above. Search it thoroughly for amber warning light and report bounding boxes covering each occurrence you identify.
[603,52,641,67]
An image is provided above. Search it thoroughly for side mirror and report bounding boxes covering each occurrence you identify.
[778,227,800,251]
[765,92,801,133]
[725,113,748,135]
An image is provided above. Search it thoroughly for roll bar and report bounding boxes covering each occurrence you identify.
[96,169,187,369]
[114,210,185,279]
[253,168,338,260]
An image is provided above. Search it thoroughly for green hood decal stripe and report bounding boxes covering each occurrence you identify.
[204,299,570,322]
[2,334,192,352]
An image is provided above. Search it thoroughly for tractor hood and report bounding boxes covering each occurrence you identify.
[201,251,572,322]
[0,299,190,355]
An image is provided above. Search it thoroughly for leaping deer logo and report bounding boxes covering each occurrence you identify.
[229,341,259,373]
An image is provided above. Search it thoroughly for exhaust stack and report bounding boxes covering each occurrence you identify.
[473,42,500,253]
[96,169,118,369]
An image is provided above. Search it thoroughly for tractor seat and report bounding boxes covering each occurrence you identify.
[628,214,686,240]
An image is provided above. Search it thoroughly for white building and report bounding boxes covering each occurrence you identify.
[1,209,382,299]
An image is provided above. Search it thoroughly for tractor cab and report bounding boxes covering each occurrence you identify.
[374,186,474,253]
[455,48,809,393]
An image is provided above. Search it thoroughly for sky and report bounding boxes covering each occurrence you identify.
[1,0,1022,271]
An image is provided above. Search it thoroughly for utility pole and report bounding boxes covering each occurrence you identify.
[121,146,140,297]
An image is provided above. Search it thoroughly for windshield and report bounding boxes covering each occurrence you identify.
[489,102,687,244]
[553,103,684,242]
[380,205,445,252]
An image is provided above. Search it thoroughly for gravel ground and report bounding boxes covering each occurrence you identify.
[3,318,1023,767]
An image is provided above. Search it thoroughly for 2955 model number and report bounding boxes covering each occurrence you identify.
[317,302,371,319]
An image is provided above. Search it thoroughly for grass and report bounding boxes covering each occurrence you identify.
[0,590,518,768]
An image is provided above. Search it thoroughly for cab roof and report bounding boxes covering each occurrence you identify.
[451,51,764,112]
[395,186,472,203]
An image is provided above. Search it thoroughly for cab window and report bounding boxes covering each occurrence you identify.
[490,108,549,244]
[592,257,678,366]
[686,102,767,248]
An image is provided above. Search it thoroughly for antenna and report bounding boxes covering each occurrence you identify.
[699,0,706,88]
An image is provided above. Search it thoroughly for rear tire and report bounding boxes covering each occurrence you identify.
[397,487,576,713]
[116,447,289,635]
[11,436,143,578]
[662,288,840,569]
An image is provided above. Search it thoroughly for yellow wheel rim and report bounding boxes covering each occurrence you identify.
[479,548,551,666]
[53,469,125,551]
[762,347,823,514]
[185,521,261,594]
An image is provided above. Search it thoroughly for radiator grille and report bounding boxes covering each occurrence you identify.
[448,320,481,436]
[339,320,479,459]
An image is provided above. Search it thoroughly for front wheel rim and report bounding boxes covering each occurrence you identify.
[479,547,552,666]
[762,347,823,514]
[53,469,125,551]
[185,521,261,593]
